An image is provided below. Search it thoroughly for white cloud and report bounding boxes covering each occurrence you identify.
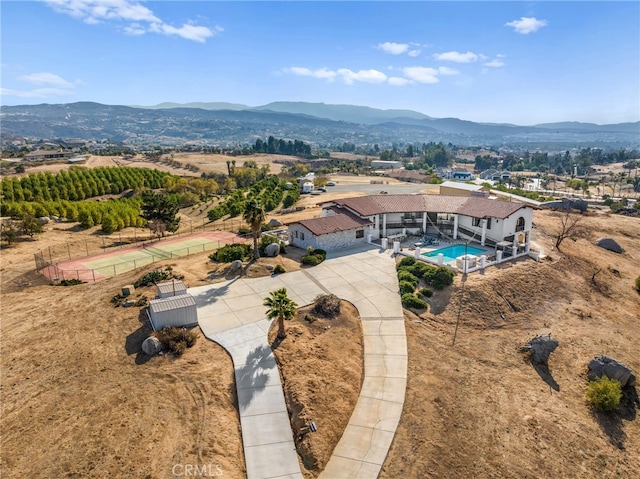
[506,17,548,34]
[337,69,388,85]
[388,77,413,86]
[402,67,439,84]
[437,66,459,76]
[483,59,505,68]
[377,42,409,55]
[0,87,72,98]
[433,51,479,63]
[42,0,219,42]
[408,49,421,58]
[284,67,337,81]
[19,72,74,88]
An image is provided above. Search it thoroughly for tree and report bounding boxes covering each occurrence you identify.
[141,191,181,235]
[19,214,43,238]
[263,288,298,340]
[243,199,265,261]
[1,220,19,245]
[555,211,583,249]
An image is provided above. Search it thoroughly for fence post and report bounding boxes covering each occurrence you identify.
[67,243,71,259]
[93,269,96,282]
[49,246,53,265]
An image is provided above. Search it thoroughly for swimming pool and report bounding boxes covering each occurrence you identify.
[422,244,487,263]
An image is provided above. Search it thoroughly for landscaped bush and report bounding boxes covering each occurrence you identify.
[587,376,623,411]
[273,264,286,275]
[312,293,341,317]
[153,327,198,357]
[423,266,455,289]
[418,287,433,298]
[401,293,428,310]
[404,262,431,279]
[397,256,416,269]
[259,234,286,255]
[209,243,252,263]
[397,270,419,286]
[301,247,326,266]
[399,280,416,295]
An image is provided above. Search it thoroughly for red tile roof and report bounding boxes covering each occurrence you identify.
[328,194,531,219]
[289,213,372,236]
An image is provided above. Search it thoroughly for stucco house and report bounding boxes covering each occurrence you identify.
[288,194,535,254]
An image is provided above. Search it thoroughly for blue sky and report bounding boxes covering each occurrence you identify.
[1,1,639,125]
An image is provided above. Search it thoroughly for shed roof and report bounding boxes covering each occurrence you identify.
[156,280,187,295]
[290,213,372,236]
[440,181,486,191]
[149,294,196,313]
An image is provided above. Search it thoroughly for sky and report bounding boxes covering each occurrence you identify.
[1,1,639,125]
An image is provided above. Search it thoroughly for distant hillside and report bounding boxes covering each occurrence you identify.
[1,102,638,148]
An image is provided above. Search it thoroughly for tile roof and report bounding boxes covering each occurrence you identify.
[290,213,372,236]
[329,194,531,219]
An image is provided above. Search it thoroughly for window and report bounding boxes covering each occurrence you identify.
[516,216,525,232]
[486,218,492,229]
[301,232,305,240]
[472,218,481,227]
[295,230,298,238]
[473,217,492,228]
[356,229,364,239]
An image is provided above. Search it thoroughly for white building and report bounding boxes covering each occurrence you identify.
[288,194,535,253]
[371,160,402,169]
[148,294,198,331]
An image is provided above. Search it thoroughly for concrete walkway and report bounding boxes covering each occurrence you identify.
[189,244,406,479]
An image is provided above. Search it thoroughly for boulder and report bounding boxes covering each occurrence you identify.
[595,237,624,254]
[265,264,275,272]
[522,335,559,363]
[142,336,162,355]
[38,216,50,224]
[265,242,280,257]
[588,355,636,387]
[268,218,283,228]
[229,259,243,273]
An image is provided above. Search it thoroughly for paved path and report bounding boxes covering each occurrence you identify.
[189,244,406,479]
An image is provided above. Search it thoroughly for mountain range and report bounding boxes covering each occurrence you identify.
[1,101,638,149]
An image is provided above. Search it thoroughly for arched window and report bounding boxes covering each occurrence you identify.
[516,216,525,232]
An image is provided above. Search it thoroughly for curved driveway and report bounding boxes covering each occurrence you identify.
[189,244,406,479]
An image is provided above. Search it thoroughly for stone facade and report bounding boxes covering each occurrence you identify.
[289,223,368,251]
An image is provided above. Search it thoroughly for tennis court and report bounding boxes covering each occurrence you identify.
[39,231,249,282]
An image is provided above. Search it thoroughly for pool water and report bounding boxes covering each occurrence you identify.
[422,244,486,263]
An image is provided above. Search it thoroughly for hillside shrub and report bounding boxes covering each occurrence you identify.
[401,293,428,310]
[397,270,419,286]
[153,327,198,357]
[418,287,433,298]
[399,280,416,295]
[312,293,341,317]
[587,376,622,412]
[209,243,252,263]
[134,267,182,288]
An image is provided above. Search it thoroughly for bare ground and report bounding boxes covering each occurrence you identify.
[269,301,363,479]
[2,204,639,479]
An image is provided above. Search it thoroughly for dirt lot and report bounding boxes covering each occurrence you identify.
[2,202,639,478]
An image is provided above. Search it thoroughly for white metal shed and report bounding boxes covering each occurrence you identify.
[148,294,198,331]
[156,279,188,298]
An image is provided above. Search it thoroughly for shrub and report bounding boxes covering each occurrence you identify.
[418,287,433,298]
[401,293,428,310]
[301,247,326,266]
[587,376,622,411]
[635,275,640,292]
[134,267,174,288]
[397,271,419,286]
[58,278,85,286]
[273,264,286,275]
[423,266,455,289]
[153,327,198,356]
[259,234,281,255]
[312,293,341,317]
[209,243,252,263]
[397,256,416,269]
[404,262,431,279]
[399,280,416,295]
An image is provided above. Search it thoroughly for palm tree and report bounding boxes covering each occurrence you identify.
[243,199,265,260]
[264,288,298,340]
